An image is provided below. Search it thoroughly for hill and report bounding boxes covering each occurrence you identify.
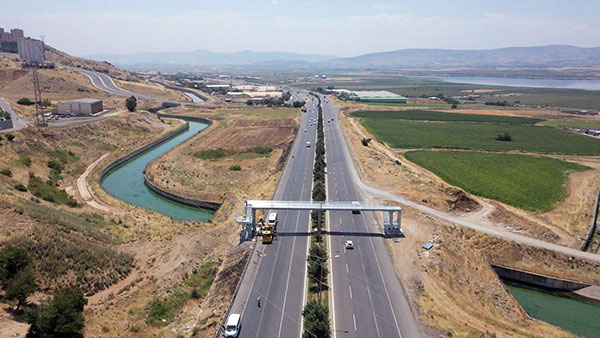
[45,45,135,80]
[84,49,336,67]
[324,45,600,69]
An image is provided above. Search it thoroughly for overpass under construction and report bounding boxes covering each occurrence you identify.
[236,200,402,241]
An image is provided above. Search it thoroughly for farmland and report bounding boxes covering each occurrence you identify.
[351,109,543,125]
[404,151,589,211]
[359,119,600,154]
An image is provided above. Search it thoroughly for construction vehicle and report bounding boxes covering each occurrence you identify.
[258,217,277,244]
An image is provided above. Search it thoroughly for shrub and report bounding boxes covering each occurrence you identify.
[496,132,512,142]
[125,96,137,112]
[17,97,34,106]
[26,287,87,337]
[229,164,241,171]
[18,155,32,167]
[27,176,79,207]
[361,138,372,146]
[1,168,12,177]
[5,133,15,142]
[13,183,27,192]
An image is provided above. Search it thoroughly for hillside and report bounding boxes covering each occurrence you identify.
[45,45,135,80]
[325,45,600,69]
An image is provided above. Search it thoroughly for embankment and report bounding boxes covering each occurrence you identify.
[492,264,589,291]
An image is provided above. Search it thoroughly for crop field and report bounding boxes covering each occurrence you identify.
[538,119,600,129]
[404,151,589,211]
[351,110,542,125]
[353,102,451,108]
[359,119,600,154]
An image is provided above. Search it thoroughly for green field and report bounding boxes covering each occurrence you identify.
[351,110,542,125]
[538,119,600,129]
[359,119,600,155]
[354,102,451,108]
[404,151,589,211]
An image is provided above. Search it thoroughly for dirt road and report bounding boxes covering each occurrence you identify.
[77,153,110,212]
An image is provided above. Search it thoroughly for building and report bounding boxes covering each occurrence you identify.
[57,99,103,116]
[347,90,407,104]
[17,38,45,62]
[0,27,24,42]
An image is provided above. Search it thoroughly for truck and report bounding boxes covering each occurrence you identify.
[258,217,276,244]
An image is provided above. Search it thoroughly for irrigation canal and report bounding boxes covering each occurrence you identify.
[101,121,214,221]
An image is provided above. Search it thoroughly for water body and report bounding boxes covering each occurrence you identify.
[101,121,214,221]
[429,76,600,91]
[183,91,204,103]
[505,281,600,338]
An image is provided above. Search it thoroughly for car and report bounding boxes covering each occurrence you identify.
[304,128,307,132]
[345,240,354,249]
[351,201,361,214]
[224,313,241,337]
[306,141,311,147]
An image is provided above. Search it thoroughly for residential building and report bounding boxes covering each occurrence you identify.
[17,38,45,62]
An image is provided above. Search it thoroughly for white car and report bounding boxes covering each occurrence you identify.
[345,240,354,249]
[304,128,307,132]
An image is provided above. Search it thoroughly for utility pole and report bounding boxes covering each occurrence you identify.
[31,65,47,127]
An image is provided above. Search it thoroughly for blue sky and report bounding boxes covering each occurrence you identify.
[1,0,599,56]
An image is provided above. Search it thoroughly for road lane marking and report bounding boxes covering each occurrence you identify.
[346,263,349,274]
[353,314,357,332]
[349,286,353,299]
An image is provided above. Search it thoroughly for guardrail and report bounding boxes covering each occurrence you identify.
[581,185,600,251]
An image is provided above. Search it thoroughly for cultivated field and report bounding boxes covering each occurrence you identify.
[351,109,542,124]
[404,151,589,211]
[359,119,600,154]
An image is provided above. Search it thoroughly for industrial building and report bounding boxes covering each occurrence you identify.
[57,98,103,116]
[347,90,407,103]
[17,38,45,62]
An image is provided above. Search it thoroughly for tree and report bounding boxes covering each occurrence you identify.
[246,99,254,106]
[302,300,330,338]
[17,97,34,106]
[125,96,137,112]
[4,268,37,310]
[27,287,88,338]
[5,133,15,142]
[0,246,31,284]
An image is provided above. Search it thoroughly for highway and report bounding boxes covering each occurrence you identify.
[226,93,319,338]
[321,97,420,338]
[222,92,420,338]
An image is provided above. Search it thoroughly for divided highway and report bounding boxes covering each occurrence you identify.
[224,92,420,337]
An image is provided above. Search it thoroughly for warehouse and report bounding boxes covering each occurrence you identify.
[348,90,407,103]
[57,98,103,116]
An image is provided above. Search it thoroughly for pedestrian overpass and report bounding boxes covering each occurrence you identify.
[236,200,402,241]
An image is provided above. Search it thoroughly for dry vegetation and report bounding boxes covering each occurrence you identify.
[333,95,600,336]
[115,79,191,102]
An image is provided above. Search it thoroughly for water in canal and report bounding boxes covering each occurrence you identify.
[504,281,600,338]
[101,121,214,221]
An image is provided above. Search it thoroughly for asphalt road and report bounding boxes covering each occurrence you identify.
[227,93,320,338]
[0,98,28,133]
[321,97,420,338]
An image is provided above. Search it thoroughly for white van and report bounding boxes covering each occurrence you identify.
[307,141,311,147]
[267,212,278,226]
[224,313,241,337]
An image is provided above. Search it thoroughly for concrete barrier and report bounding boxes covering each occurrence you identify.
[492,265,590,291]
[143,172,221,211]
[99,122,190,181]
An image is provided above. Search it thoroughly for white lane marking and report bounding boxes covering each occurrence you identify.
[361,213,404,338]
[353,314,357,332]
[349,286,353,299]
[346,263,349,274]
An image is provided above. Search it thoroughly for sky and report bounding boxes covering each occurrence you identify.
[1,0,600,57]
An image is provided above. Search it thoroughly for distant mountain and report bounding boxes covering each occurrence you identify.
[84,49,336,67]
[324,45,600,69]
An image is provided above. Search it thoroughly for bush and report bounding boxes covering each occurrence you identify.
[125,96,137,112]
[229,164,241,171]
[17,97,34,106]
[26,287,87,337]
[496,132,512,142]
[27,176,79,207]
[18,155,31,167]
[361,138,371,146]
[5,133,14,142]
[451,103,458,109]
[0,168,12,177]
[13,183,27,192]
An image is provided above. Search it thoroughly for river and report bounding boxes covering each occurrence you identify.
[505,281,600,337]
[429,76,600,91]
[101,121,214,221]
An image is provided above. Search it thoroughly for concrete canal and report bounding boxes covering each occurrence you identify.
[101,121,214,221]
